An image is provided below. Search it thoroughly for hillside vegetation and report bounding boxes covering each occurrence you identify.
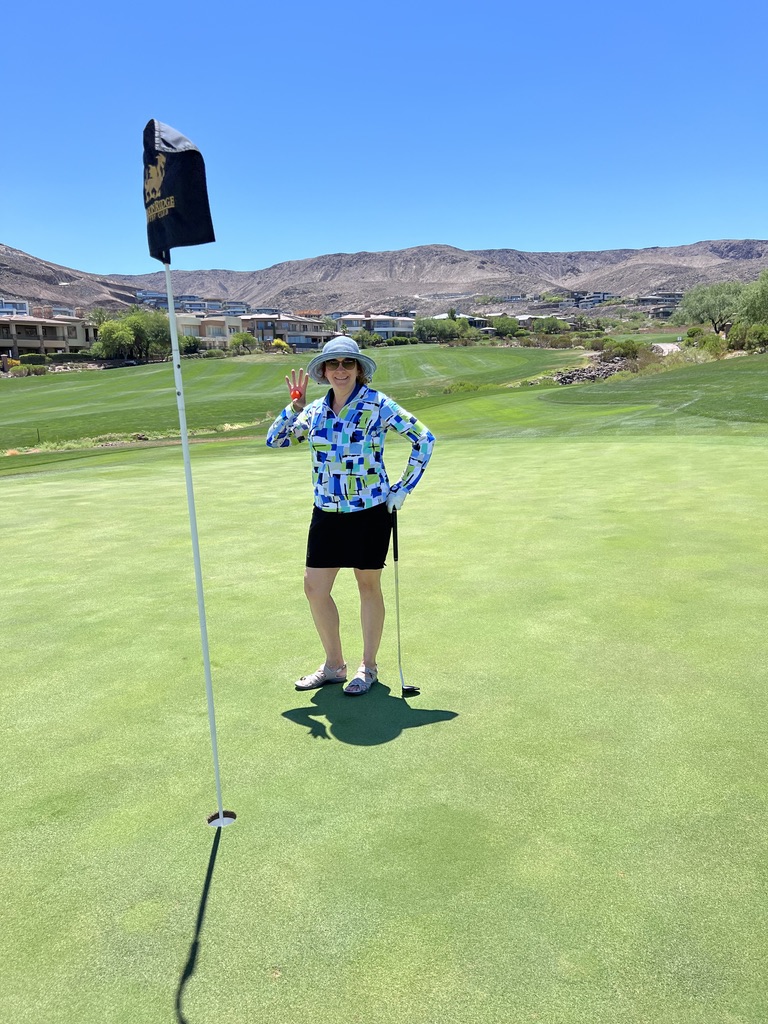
[4,238,768,314]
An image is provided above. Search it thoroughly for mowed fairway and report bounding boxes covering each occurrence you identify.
[3,349,768,1023]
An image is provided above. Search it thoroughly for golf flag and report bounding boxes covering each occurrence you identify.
[143,119,215,264]
[141,121,233,828]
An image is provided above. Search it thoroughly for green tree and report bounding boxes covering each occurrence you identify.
[89,307,114,326]
[352,329,379,348]
[739,270,768,325]
[535,316,571,335]
[489,315,519,337]
[414,318,463,344]
[678,281,745,334]
[97,320,136,359]
[229,331,256,354]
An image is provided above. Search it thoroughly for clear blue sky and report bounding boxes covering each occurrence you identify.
[5,0,767,276]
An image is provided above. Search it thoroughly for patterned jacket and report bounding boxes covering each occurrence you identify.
[266,384,435,512]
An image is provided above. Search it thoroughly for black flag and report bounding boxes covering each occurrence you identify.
[143,120,215,264]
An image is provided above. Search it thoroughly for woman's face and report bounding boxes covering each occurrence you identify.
[323,358,360,388]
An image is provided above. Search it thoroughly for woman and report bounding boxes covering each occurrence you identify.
[266,336,435,695]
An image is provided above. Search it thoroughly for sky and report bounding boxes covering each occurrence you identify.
[5,0,768,277]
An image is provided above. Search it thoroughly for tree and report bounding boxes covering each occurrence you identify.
[352,329,379,348]
[97,320,136,359]
[95,308,170,360]
[739,269,768,326]
[229,331,256,354]
[489,315,519,337]
[89,307,114,326]
[535,316,571,335]
[414,318,462,344]
[678,281,745,334]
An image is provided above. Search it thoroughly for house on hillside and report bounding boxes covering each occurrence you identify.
[239,312,334,350]
[0,308,97,358]
[333,311,415,340]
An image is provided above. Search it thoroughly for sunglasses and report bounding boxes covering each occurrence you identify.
[324,358,358,370]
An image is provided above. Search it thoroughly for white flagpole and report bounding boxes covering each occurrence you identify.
[164,262,235,828]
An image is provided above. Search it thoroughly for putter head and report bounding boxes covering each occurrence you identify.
[401,684,420,698]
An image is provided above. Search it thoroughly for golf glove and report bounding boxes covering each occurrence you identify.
[386,487,407,513]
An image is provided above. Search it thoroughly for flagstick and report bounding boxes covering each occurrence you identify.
[164,263,235,828]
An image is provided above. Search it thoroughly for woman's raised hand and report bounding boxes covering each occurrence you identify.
[286,368,309,410]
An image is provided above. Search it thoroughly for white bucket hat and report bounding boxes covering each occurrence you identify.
[306,336,377,384]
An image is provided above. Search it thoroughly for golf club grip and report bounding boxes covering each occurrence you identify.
[392,509,399,561]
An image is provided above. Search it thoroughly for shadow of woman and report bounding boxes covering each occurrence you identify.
[282,681,458,746]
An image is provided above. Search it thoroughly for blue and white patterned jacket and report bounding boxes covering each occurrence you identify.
[266,384,435,513]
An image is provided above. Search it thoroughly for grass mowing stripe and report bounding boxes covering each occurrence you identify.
[3,437,767,1022]
[0,346,583,450]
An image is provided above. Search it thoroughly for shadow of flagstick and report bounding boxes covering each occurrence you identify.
[175,828,222,1024]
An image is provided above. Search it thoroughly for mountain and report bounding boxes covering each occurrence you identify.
[2,239,768,315]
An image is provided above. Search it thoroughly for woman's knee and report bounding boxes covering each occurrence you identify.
[304,567,337,601]
[354,568,383,596]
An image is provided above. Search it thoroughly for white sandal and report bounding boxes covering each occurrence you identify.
[343,665,378,696]
[295,663,347,691]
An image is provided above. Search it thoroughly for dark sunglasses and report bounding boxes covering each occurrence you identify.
[324,358,358,370]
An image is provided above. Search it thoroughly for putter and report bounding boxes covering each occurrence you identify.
[392,509,420,697]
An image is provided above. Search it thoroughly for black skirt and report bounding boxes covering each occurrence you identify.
[306,502,393,570]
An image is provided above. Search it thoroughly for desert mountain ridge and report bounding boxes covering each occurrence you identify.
[2,239,767,316]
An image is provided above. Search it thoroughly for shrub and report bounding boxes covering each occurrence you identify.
[600,337,648,361]
[29,365,48,375]
[19,353,49,365]
[202,348,226,358]
[686,326,706,339]
[48,352,95,363]
[9,366,30,376]
[745,323,768,352]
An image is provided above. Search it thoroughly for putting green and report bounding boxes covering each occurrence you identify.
[3,430,768,1023]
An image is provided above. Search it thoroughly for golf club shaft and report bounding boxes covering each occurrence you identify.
[392,510,406,691]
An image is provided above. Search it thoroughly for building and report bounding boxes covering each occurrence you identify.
[1,298,30,316]
[239,312,334,350]
[333,311,415,340]
[1,308,97,358]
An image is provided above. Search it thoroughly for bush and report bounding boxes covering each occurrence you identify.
[202,348,226,358]
[686,326,706,339]
[600,337,648,361]
[19,353,49,365]
[48,352,95,363]
[9,366,30,376]
[745,323,768,352]
[29,365,48,375]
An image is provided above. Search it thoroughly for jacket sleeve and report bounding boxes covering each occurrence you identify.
[379,396,435,493]
[265,403,311,448]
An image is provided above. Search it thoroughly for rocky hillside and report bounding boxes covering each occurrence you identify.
[2,239,768,315]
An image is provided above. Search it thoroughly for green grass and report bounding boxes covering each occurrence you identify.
[0,345,581,450]
[3,348,768,1023]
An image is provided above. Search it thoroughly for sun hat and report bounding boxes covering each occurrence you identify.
[306,336,377,384]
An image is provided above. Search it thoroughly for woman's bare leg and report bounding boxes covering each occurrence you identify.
[303,567,344,667]
[354,568,385,669]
